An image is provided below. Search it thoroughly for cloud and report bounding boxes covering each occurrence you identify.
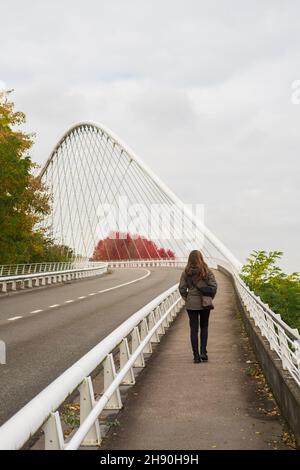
[1,0,300,271]
[131,88,198,132]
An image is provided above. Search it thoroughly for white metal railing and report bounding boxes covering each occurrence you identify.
[0,258,189,277]
[0,284,183,450]
[0,263,108,293]
[0,261,105,277]
[213,257,300,387]
[0,258,298,449]
[108,258,187,268]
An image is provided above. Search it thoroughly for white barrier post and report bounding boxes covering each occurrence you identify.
[0,341,6,365]
[79,377,101,446]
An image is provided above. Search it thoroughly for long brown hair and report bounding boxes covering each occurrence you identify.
[185,250,209,280]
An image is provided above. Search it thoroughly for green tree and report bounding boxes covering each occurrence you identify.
[33,239,74,263]
[241,250,300,331]
[0,90,73,264]
[0,90,51,264]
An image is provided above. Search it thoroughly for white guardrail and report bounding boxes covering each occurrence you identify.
[0,262,108,293]
[109,259,187,268]
[0,284,184,450]
[0,259,186,277]
[0,262,93,277]
[0,259,185,293]
[212,258,300,387]
[117,257,300,387]
[0,258,299,450]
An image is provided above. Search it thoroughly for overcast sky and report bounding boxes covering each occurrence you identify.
[1,0,299,271]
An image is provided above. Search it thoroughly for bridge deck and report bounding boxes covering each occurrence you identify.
[102,270,291,450]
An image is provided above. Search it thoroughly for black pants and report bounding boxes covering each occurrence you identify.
[187,309,210,356]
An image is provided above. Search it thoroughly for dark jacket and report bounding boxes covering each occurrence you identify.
[179,267,218,310]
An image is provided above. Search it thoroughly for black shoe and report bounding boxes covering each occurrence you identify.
[200,353,208,362]
[193,354,201,363]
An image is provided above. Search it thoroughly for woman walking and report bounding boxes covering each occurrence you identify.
[179,250,217,363]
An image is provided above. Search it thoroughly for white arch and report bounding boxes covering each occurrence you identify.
[40,121,242,270]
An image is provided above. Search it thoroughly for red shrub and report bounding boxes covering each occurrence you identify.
[91,231,175,261]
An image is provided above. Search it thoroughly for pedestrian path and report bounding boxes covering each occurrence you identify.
[102,270,291,450]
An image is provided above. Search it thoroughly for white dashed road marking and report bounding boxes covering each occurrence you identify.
[6,269,151,322]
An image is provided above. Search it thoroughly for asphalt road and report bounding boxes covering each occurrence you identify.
[0,267,182,425]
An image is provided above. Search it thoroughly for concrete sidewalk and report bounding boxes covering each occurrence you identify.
[102,270,291,450]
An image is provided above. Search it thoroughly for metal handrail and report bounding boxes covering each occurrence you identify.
[0,261,105,278]
[211,257,300,386]
[0,263,108,293]
[0,265,108,283]
[234,271,299,340]
[108,259,187,267]
[111,257,300,343]
[65,295,182,450]
[0,259,299,450]
[0,284,183,450]
[211,257,300,340]
[131,255,299,385]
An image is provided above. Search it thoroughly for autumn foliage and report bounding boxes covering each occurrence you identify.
[0,91,50,263]
[91,232,175,260]
[241,250,300,331]
[0,91,73,263]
